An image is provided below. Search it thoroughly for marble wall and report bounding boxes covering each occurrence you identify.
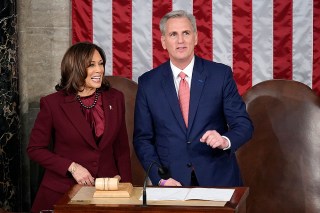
[0,0,70,211]
[18,0,70,211]
[0,0,20,211]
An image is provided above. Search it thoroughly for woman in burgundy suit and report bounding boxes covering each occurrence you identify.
[27,42,132,212]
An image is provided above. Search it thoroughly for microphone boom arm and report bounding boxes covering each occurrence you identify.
[142,161,170,207]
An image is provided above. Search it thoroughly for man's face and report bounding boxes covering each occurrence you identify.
[161,17,198,69]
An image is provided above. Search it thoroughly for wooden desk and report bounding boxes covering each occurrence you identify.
[54,185,248,213]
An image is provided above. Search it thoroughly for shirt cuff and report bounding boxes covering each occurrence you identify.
[222,136,231,150]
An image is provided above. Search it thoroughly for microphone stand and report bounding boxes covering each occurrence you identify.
[142,161,170,207]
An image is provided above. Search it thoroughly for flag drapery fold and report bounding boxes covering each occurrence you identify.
[72,0,320,95]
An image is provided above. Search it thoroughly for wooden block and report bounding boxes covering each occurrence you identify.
[93,183,133,198]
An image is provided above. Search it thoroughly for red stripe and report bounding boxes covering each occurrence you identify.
[71,0,93,43]
[193,1,212,61]
[152,0,172,68]
[273,0,293,79]
[232,1,252,95]
[112,1,132,78]
[313,0,320,95]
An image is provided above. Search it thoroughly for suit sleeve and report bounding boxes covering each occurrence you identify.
[221,67,254,152]
[133,77,163,185]
[27,97,73,176]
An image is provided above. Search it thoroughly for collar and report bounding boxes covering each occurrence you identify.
[170,56,195,79]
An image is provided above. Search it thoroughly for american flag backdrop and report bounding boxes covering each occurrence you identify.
[71,0,320,95]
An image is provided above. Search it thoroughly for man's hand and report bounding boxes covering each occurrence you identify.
[200,130,228,149]
[160,178,182,186]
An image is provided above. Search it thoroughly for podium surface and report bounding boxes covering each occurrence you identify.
[54,184,248,213]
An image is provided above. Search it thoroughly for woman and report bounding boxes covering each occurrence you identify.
[27,42,132,212]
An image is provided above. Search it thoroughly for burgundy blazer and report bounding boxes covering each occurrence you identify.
[27,88,132,203]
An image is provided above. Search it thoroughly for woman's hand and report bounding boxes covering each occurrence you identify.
[69,162,95,186]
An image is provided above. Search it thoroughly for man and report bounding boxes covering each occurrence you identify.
[133,10,253,187]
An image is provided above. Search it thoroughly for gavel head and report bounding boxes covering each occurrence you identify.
[95,177,119,191]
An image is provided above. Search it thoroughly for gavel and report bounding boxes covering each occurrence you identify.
[95,175,121,191]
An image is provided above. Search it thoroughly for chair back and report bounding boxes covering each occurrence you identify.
[237,79,320,213]
[106,76,145,186]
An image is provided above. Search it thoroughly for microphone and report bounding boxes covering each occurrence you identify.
[142,161,170,207]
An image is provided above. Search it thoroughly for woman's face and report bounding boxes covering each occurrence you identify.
[81,49,104,95]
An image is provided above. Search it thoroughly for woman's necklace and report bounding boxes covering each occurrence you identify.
[77,91,99,109]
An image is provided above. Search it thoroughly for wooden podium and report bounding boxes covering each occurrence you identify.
[54,184,248,213]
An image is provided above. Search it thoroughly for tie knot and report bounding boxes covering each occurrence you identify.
[179,72,187,80]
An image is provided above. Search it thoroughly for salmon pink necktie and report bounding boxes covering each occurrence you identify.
[178,72,190,127]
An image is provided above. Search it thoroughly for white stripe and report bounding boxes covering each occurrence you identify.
[132,0,153,82]
[90,0,315,90]
[212,0,233,67]
[252,0,273,85]
[173,0,193,14]
[292,0,313,88]
[93,0,113,76]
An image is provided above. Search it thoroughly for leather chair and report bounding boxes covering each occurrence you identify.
[236,79,320,213]
[106,76,145,186]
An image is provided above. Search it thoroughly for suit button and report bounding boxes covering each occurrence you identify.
[187,163,192,167]
[187,141,191,144]
[93,161,98,167]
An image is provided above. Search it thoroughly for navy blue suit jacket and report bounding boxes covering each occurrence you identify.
[133,56,253,187]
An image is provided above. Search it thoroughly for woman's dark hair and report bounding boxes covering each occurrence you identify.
[55,42,110,94]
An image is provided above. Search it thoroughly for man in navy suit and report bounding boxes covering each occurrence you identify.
[133,10,253,187]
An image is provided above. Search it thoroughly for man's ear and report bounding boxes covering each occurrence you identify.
[161,36,167,49]
[194,32,198,46]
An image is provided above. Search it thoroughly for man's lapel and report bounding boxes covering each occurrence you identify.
[188,57,207,131]
[161,62,187,132]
